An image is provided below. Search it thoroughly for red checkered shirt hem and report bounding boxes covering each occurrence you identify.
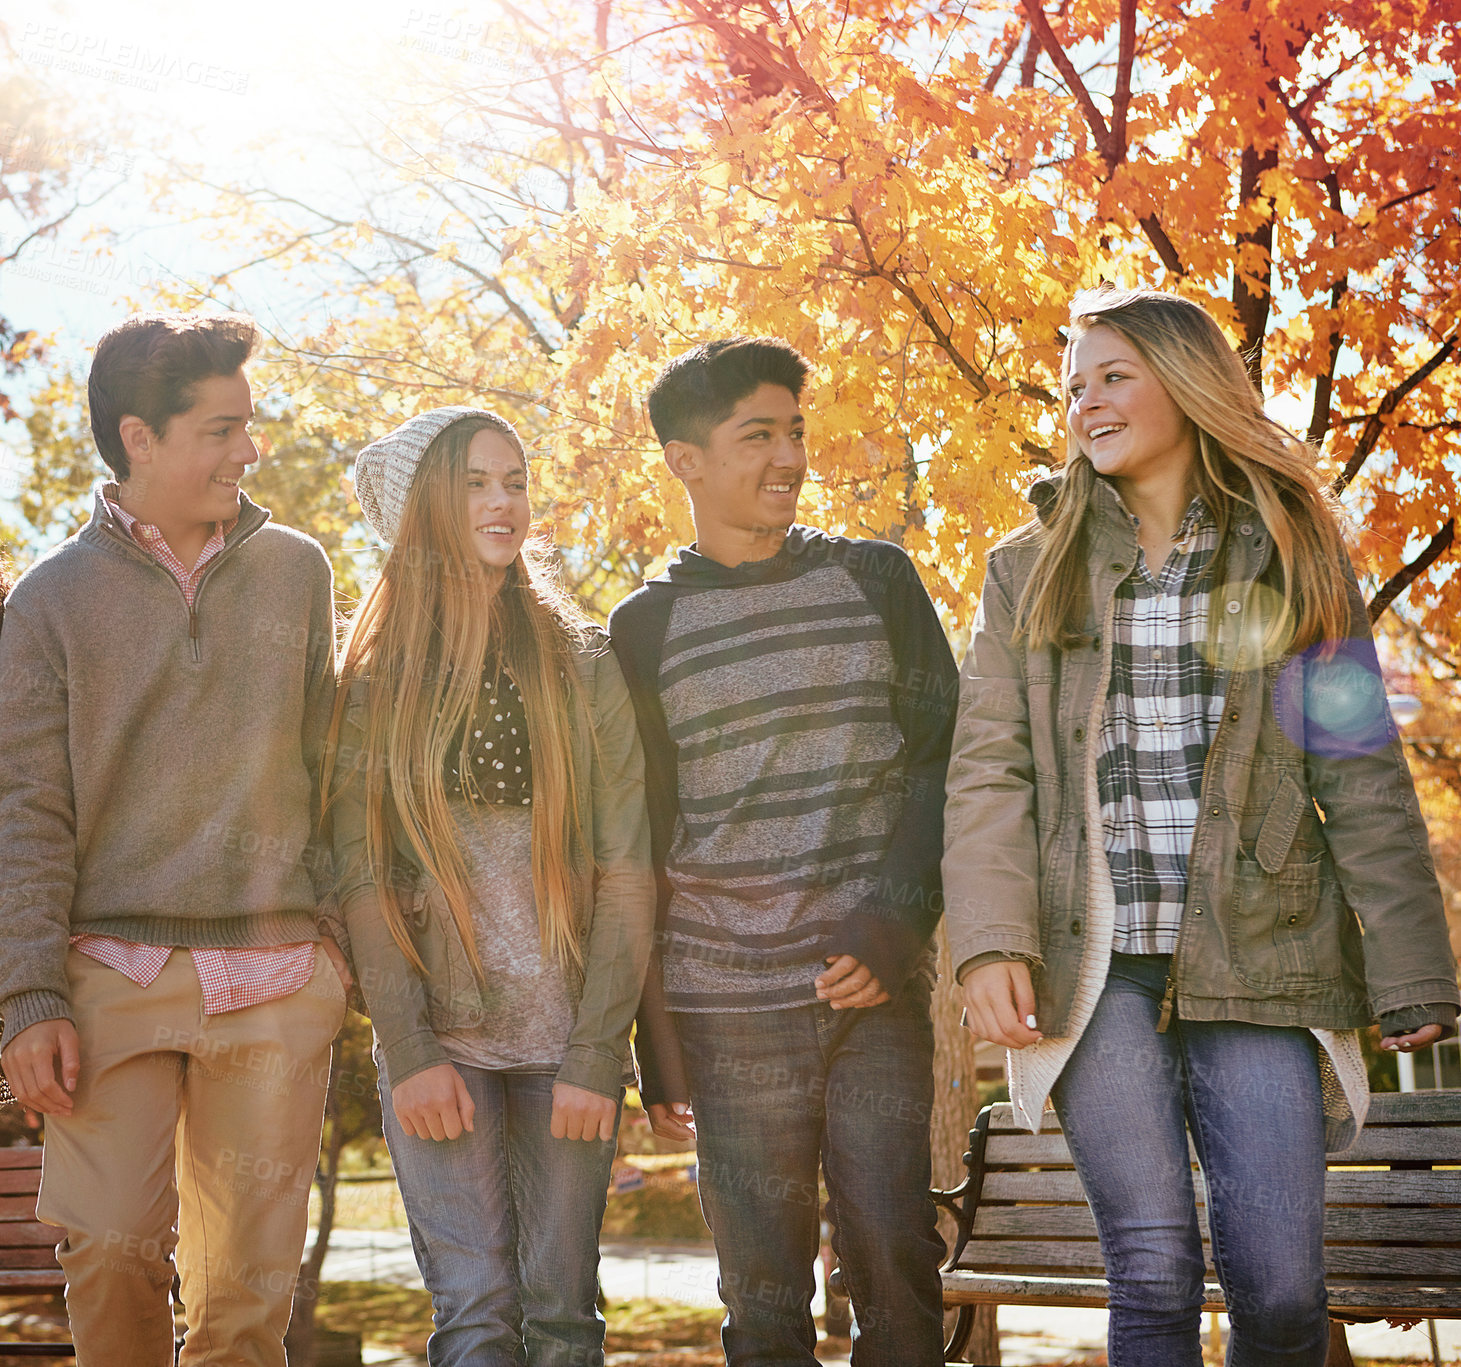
[70,938,317,1013]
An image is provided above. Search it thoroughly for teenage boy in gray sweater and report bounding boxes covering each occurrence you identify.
[608,338,955,1365]
[0,313,346,1367]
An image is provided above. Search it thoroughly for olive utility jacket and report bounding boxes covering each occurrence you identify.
[943,475,1459,1037]
[330,633,655,1100]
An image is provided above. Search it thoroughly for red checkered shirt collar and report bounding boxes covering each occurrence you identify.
[103,483,237,607]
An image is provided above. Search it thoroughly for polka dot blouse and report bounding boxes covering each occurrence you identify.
[447,665,533,806]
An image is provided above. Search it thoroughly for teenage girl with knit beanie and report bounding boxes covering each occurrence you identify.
[326,407,654,1366]
[942,287,1459,1366]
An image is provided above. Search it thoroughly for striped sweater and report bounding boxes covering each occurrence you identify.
[608,526,957,1103]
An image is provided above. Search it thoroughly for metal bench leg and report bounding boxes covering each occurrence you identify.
[1324,1319,1355,1367]
[944,1304,975,1362]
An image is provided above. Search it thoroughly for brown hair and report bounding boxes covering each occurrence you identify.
[1017,287,1350,657]
[88,313,260,479]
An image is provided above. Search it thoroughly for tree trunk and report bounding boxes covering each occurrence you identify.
[930,925,1000,1363]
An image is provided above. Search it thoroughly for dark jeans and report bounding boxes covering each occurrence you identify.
[1051,953,1329,1367]
[675,979,944,1367]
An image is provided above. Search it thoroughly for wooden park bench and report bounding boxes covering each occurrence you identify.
[0,1147,72,1358]
[934,1090,1461,1366]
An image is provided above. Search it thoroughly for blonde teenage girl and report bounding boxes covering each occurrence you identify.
[327,408,653,1367]
[943,288,1458,1366]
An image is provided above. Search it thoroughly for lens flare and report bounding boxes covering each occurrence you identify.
[1276,641,1394,760]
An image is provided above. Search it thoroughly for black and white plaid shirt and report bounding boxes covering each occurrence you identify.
[1098,496,1227,954]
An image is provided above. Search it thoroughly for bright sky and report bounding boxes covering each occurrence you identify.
[1,0,538,336]
[0,0,554,505]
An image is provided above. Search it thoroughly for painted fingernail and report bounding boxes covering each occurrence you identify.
[1025,1015,1038,1029]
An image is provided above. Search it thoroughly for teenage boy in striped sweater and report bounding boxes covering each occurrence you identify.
[0,313,347,1366]
[608,338,956,1366]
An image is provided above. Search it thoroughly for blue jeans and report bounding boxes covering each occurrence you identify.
[378,1058,620,1367]
[675,979,945,1367]
[1050,953,1329,1367]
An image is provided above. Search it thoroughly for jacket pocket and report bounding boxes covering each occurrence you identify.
[413,881,485,1030]
[1229,853,1345,993]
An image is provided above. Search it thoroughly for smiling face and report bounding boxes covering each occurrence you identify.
[1065,323,1197,496]
[463,428,530,572]
[669,382,807,565]
[118,369,259,532]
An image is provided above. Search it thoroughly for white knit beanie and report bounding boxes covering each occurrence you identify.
[353,406,503,545]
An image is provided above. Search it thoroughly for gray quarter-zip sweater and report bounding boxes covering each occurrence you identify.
[0,488,337,1048]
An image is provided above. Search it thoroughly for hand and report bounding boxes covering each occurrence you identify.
[551,1083,617,1142]
[393,1063,475,1141]
[815,955,890,1010]
[1380,1023,1444,1053]
[321,937,353,996]
[961,960,1043,1050]
[2,1019,80,1116]
[646,1100,696,1141]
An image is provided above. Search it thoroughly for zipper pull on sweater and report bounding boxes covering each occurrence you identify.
[189,607,201,662]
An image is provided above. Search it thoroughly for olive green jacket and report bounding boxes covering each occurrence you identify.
[944,475,1459,1035]
[329,633,654,1099]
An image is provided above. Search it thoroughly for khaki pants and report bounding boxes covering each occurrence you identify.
[39,945,347,1367]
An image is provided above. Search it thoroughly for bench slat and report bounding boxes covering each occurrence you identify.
[941,1272,1461,1318]
[0,1224,62,1250]
[980,1091,1461,1137]
[0,1197,46,1222]
[0,1172,43,1197]
[0,1270,66,1293]
[968,1204,1461,1244]
[985,1128,1461,1168]
[978,1167,1461,1205]
[0,1150,44,1171]
[0,1249,64,1269]
[1327,1129,1461,1163]
[1359,1092,1461,1126]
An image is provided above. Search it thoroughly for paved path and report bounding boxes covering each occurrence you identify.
[320,1229,1460,1363]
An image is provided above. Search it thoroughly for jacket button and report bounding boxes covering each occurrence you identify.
[1193,907,1205,916]
[1074,726,1086,742]
[1226,600,1242,614]
[466,1008,482,1024]
[1111,562,1127,574]
[1228,710,1239,722]
[1209,806,1221,817]
[1070,918,1082,935]
[1287,915,1299,925]
[1239,523,1254,535]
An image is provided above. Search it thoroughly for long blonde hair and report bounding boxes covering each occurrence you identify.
[1016,287,1350,654]
[326,414,592,978]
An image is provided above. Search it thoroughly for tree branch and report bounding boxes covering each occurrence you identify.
[1109,0,1137,154]
[849,207,991,399]
[1020,1,1111,154]
[983,20,1027,92]
[1021,1,1182,274]
[1333,334,1459,493]
[1368,519,1455,623]
[1278,90,1347,443]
